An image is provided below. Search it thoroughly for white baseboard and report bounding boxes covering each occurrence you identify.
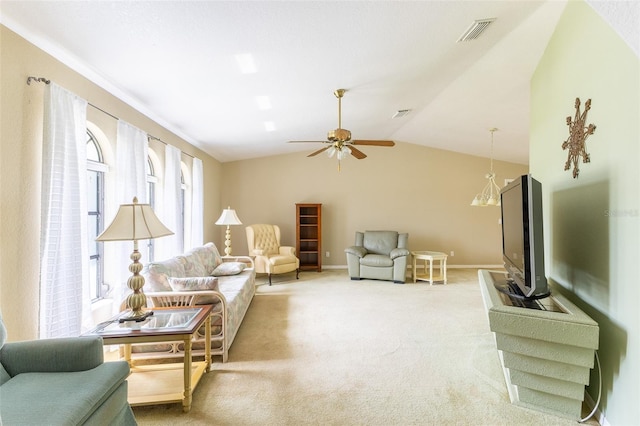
[320,264,503,270]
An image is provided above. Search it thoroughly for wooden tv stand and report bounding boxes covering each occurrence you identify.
[478,270,599,420]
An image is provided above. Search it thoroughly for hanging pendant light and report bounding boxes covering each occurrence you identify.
[471,128,502,207]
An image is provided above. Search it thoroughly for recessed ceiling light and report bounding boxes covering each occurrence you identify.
[264,121,276,132]
[392,109,411,118]
[256,96,272,110]
[235,53,257,74]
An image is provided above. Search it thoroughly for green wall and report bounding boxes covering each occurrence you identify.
[531,1,639,424]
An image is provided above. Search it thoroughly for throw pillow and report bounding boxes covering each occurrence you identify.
[168,276,219,292]
[168,276,220,305]
[212,262,246,276]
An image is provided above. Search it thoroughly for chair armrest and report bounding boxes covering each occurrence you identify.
[279,246,296,256]
[345,246,367,258]
[390,248,410,260]
[146,290,227,307]
[222,255,255,269]
[0,336,104,376]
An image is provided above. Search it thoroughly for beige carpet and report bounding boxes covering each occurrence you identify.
[132,269,598,425]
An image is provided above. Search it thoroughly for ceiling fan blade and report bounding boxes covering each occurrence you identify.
[308,146,330,157]
[349,146,367,159]
[351,140,395,147]
[288,140,329,144]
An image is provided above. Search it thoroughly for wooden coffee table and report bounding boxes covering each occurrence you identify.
[411,251,448,284]
[83,305,212,412]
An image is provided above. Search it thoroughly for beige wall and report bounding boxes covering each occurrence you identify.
[0,25,223,340]
[1,23,530,341]
[221,141,527,267]
[531,1,639,424]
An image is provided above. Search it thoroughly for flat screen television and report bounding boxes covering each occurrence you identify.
[498,174,550,300]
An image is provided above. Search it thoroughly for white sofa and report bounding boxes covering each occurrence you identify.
[138,242,255,362]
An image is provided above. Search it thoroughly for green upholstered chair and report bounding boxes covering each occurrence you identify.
[0,311,137,425]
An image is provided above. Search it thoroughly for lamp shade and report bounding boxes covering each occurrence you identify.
[96,197,173,241]
[215,207,242,226]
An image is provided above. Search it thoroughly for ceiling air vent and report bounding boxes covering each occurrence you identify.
[457,18,496,42]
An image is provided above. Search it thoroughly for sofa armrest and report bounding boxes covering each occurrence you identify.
[279,246,296,256]
[223,255,255,269]
[146,290,227,308]
[390,248,410,260]
[0,336,104,376]
[345,246,367,258]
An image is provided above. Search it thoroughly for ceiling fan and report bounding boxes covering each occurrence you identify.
[289,89,395,170]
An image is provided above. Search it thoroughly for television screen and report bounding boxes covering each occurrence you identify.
[499,174,550,299]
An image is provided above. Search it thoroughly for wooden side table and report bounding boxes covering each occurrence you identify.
[411,251,448,285]
[83,306,212,412]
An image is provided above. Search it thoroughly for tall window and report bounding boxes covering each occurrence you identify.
[179,171,186,252]
[146,156,158,261]
[86,130,107,301]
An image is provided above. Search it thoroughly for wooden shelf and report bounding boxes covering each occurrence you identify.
[296,203,322,272]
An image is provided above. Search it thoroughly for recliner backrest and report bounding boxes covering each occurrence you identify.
[362,231,399,256]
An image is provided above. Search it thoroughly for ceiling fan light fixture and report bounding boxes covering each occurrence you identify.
[337,146,351,160]
[288,89,396,170]
[470,128,502,207]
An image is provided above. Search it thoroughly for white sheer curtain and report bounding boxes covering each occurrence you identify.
[156,144,182,259]
[116,120,148,204]
[109,120,149,307]
[39,83,90,338]
[191,157,204,247]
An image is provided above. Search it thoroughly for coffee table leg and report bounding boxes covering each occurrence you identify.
[205,314,211,373]
[183,337,192,413]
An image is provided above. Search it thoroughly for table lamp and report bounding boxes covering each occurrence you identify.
[96,197,173,322]
[215,206,242,257]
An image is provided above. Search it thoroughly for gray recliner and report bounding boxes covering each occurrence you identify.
[345,231,410,283]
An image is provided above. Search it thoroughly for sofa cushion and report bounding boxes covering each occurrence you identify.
[360,253,394,268]
[168,276,220,304]
[187,243,223,275]
[169,276,218,292]
[144,256,187,291]
[180,253,209,277]
[212,262,246,276]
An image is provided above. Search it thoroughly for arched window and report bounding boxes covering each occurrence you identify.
[179,170,186,252]
[146,156,158,261]
[86,129,108,301]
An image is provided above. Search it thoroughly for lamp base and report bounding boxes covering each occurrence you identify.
[118,310,154,323]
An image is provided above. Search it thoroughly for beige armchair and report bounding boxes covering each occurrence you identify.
[246,224,300,285]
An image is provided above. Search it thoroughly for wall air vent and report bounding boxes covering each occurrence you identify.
[392,109,411,119]
[457,18,496,42]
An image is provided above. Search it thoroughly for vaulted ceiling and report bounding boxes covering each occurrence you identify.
[1,1,568,164]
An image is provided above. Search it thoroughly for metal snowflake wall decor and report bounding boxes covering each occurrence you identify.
[562,97,596,178]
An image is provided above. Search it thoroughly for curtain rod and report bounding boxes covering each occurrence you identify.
[27,75,195,159]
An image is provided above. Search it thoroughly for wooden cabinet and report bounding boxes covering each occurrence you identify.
[296,203,322,272]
